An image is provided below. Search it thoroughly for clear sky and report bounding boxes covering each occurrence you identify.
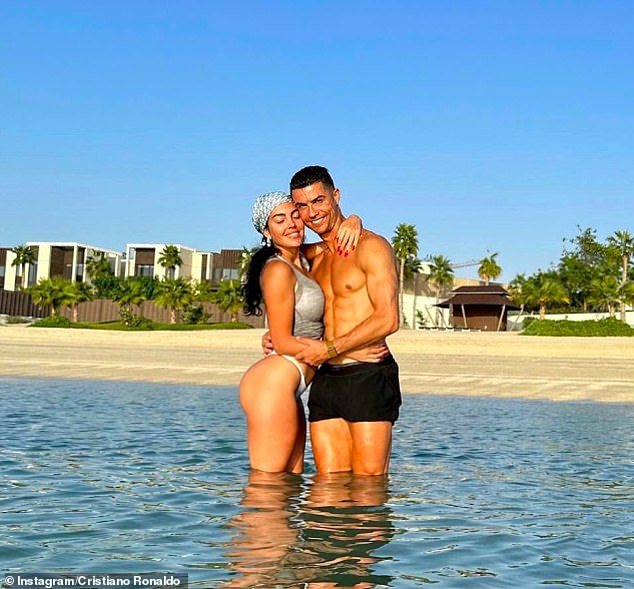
[1,1,632,281]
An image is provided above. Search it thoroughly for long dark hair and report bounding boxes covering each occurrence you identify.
[242,243,277,316]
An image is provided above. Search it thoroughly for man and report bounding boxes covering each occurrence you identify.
[290,165,401,476]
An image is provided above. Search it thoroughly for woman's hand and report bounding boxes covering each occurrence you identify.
[261,330,274,356]
[347,342,390,363]
[335,214,362,256]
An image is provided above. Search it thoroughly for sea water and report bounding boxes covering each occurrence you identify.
[1,378,633,588]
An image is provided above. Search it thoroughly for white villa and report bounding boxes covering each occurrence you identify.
[0,242,122,291]
[0,240,247,292]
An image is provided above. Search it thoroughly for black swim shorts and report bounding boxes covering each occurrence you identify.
[308,355,401,424]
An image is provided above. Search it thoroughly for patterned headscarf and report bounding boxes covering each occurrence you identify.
[251,191,293,234]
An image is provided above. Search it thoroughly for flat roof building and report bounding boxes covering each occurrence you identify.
[0,242,122,291]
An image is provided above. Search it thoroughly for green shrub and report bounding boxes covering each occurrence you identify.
[415,310,429,329]
[31,315,72,328]
[522,317,634,337]
[152,321,253,331]
[182,304,210,325]
[74,320,154,331]
[50,320,253,331]
[209,322,252,330]
[121,315,155,330]
[118,308,155,329]
[132,316,155,330]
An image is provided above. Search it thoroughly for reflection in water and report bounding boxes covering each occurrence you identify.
[298,473,395,588]
[222,470,304,588]
[223,472,396,588]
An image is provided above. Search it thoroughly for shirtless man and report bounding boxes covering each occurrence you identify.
[290,165,401,476]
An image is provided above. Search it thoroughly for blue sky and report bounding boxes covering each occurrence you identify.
[1,1,632,281]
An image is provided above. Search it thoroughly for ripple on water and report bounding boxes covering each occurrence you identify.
[1,378,633,587]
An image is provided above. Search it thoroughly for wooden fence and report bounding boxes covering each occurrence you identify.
[57,299,265,327]
[0,290,49,318]
[0,291,264,327]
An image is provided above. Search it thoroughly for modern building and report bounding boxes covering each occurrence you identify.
[2,240,247,291]
[0,242,122,291]
[123,244,243,285]
[0,248,9,290]
[124,243,200,280]
[210,248,243,285]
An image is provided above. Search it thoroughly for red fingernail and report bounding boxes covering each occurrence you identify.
[345,251,349,257]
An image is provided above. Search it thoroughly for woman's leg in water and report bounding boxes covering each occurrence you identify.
[239,355,305,473]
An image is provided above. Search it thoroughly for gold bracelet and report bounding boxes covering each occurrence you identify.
[325,340,338,358]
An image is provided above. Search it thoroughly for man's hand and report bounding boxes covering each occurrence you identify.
[347,342,389,363]
[294,338,390,366]
[294,337,330,366]
[261,330,274,356]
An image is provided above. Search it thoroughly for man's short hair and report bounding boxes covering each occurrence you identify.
[290,165,335,191]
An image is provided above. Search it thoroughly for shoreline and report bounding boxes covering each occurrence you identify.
[0,325,632,403]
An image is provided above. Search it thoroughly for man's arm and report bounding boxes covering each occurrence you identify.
[295,234,399,365]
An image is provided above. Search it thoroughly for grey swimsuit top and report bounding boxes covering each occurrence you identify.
[265,255,324,340]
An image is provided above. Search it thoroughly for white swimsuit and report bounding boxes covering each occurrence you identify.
[265,255,324,397]
[272,353,308,398]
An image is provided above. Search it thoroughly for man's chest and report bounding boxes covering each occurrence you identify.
[311,253,366,298]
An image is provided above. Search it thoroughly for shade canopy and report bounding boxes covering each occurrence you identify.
[436,285,520,310]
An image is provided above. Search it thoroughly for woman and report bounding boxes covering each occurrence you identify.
[239,191,365,473]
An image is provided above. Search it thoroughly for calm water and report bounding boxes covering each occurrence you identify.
[1,378,633,588]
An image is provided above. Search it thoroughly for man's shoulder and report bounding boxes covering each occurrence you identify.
[358,229,394,252]
[354,230,396,272]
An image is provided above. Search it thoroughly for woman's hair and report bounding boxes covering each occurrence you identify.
[244,190,294,315]
[242,243,277,316]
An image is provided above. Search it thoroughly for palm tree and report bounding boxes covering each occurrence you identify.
[391,223,419,326]
[238,246,257,283]
[85,252,113,282]
[620,282,634,318]
[507,274,527,304]
[428,255,454,326]
[588,275,620,318]
[64,281,95,322]
[507,273,529,326]
[112,280,147,325]
[28,278,71,317]
[154,278,194,324]
[478,253,502,286]
[193,278,215,303]
[523,274,570,320]
[157,245,183,280]
[91,274,121,300]
[607,230,634,322]
[10,245,36,289]
[212,278,244,323]
[405,257,423,329]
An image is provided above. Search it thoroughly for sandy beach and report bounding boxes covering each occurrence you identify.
[0,325,632,403]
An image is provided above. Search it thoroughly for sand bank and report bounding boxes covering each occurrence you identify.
[0,325,632,403]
